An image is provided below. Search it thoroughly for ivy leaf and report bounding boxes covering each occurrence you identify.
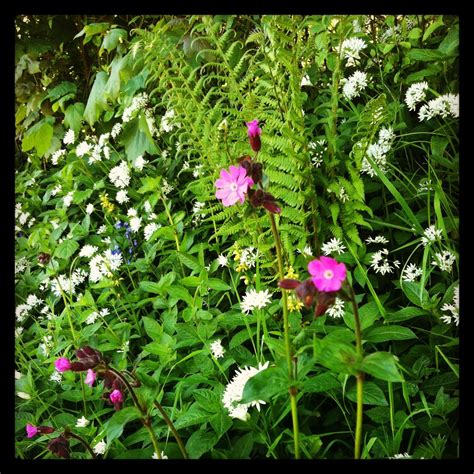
[361,352,404,382]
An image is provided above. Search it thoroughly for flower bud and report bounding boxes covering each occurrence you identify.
[54,358,72,372]
[47,435,70,459]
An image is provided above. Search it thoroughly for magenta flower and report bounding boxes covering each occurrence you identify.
[26,423,38,438]
[85,369,96,387]
[109,389,123,404]
[246,119,262,152]
[215,165,254,206]
[54,357,72,372]
[308,256,347,292]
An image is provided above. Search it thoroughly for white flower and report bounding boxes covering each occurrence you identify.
[63,191,74,208]
[130,216,142,233]
[370,248,400,275]
[93,440,107,455]
[127,208,137,217]
[421,225,443,246]
[301,74,312,87]
[217,254,228,267]
[15,257,30,275]
[298,245,313,258]
[76,416,90,428]
[63,129,75,145]
[51,184,62,196]
[340,37,367,67]
[15,327,24,337]
[418,93,459,121]
[222,361,269,420]
[405,82,429,111]
[144,222,160,241]
[241,289,272,314]
[365,235,389,245]
[326,297,346,318]
[79,245,99,258]
[51,149,66,165]
[210,339,225,359]
[440,286,459,326]
[15,370,23,380]
[109,161,131,189]
[192,164,203,178]
[431,250,456,273]
[16,304,30,322]
[152,451,168,459]
[97,224,107,234]
[49,371,62,383]
[76,140,92,157]
[402,263,423,282]
[133,155,147,171]
[86,311,99,325]
[321,237,346,255]
[240,247,259,269]
[16,391,31,400]
[160,108,177,133]
[162,179,173,196]
[111,123,122,139]
[86,203,94,215]
[342,70,368,100]
[26,294,42,307]
[116,190,129,204]
[391,452,411,459]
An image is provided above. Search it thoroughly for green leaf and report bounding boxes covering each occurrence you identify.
[407,49,445,62]
[206,278,230,291]
[143,316,162,340]
[364,325,417,343]
[185,430,218,459]
[365,406,390,423]
[385,307,428,323]
[401,281,430,308]
[139,281,163,294]
[105,406,141,444]
[64,102,84,134]
[101,28,128,53]
[346,381,388,406]
[167,285,193,306]
[438,25,458,56]
[54,239,79,260]
[119,115,158,162]
[177,252,203,273]
[210,412,233,440]
[105,55,128,101]
[137,176,161,194]
[344,301,380,331]
[174,403,213,430]
[241,366,287,403]
[422,16,444,42]
[314,338,361,375]
[143,341,172,357]
[361,352,404,382]
[84,71,109,126]
[22,118,54,157]
[180,276,202,287]
[302,372,340,393]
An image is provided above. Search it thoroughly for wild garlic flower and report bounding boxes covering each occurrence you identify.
[369,248,400,275]
[75,416,90,428]
[365,235,389,245]
[440,286,459,326]
[144,222,160,241]
[63,129,75,145]
[418,93,459,121]
[217,254,228,267]
[93,440,107,455]
[401,263,423,282]
[341,70,369,100]
[326,297,345,318]
[421,225,443,246]
[431,250,456,273]
[340,37,367,66]
[405,82,429,111]
[321,237,346,255]
[210,339,225,359]
[241,289,272,314]
[109,161,131,189]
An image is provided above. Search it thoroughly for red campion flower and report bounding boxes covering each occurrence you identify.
[246,119,262,152]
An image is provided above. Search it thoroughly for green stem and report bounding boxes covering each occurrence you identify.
[154,400,188,459]
[348,284,364,459]
[144,422,162,459]
[66,431,96,459]
[268,212,300,459]
[161,197,180,252]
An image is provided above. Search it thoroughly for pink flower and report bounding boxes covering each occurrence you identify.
[246,119,261,138]
[85,369,96,387]
[215,165,254,206]
[308,256,347,292]
[54,357,72,372]
[109,389,123,404]
[26,423,38,438]
[246,119,262,152]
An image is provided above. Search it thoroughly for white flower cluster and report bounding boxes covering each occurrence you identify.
[361,126,395,177]
[152,451,168,459]
[116,190,129,204]
[340,37,367,67]
[79,244,99,258]
[15,256,31,275]
[402,263,423,283]
[210,339,225,359]
[421,225,442,246]
[365,235,389,245]
[63,129,75,145]
[342,70,369,100]
[111,123,122,139]
[300,74,312,87]
[63,191,74,208]
[86,308,110,325]
[161,179,174,197]
[239,247,259,269]
[88,250,123,283]
[93,440,107,455]
[431,250,456,273]
[75,133,112,165]
[241,289,272,314]
[192,164,204,178]
[50,269,88,296]
[309,139,327,167]
[418,93,459,121]
[76,416,90,428]
[39,334,54,356]
[15,294,43,323]
[192,201,206,226]
[370,248,400,275]
[51,149,66,165]
[160,108,179,133]
[109,160,131,189]
[122,92,149,123]
[326,297,346,318]
[321,237,346,255]
[222,361,269,421]
[440,286,459,326]
[298,245,313,258]
[15,202,36,229]
[133,155,147,171]
[390,452,411,459]
[405,82,429,111]
[144,222,161,241]
[217,254,228,267]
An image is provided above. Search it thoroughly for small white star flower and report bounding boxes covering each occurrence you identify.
[241,289,272,314]
[210,339,225,359]
[76,416,90,428]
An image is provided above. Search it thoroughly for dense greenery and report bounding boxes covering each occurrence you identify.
[15,15,459,460]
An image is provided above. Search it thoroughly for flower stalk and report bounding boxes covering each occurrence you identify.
[268,211,300,459]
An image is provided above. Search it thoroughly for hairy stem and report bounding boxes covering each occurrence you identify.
[154,400,188,459]
[268,211,300,459]
[66,431,96,459]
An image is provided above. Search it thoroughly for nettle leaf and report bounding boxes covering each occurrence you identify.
[84,71,109,126]
[143,316,162,340]
[177,252,203,273]
[185,430,218,459]
[343,301,380,331]
[241,366,287,403]
[105,406,141,444]
[167,285,193,306]
[361,352,404,382]
[302,372,340,393]
[401,281,430,308]
[363,325,417,343]
[139,281,163,294]
[313,338,361,375]
[346,381,388,406]
[54,239,79,260]
[206,278,231,291]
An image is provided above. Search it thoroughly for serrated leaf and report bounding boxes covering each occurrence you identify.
[139,281,163,294]
[206,278,230,291]
[185,430,218,459]
[346,381,388,406]
[401,281,430,308]
[364,325,417,343]
[408,49,445,62]
[105,406,141,444]
[314,338,361,375]
[177,252,203,273]
[241,366,287,403]
[361,352,404,382]
[167,285,193,306]
[143,316,162,340]
[54,239,79,259]
[343,301,380,331]
[302,372,340,393]
[22,118,54,157]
